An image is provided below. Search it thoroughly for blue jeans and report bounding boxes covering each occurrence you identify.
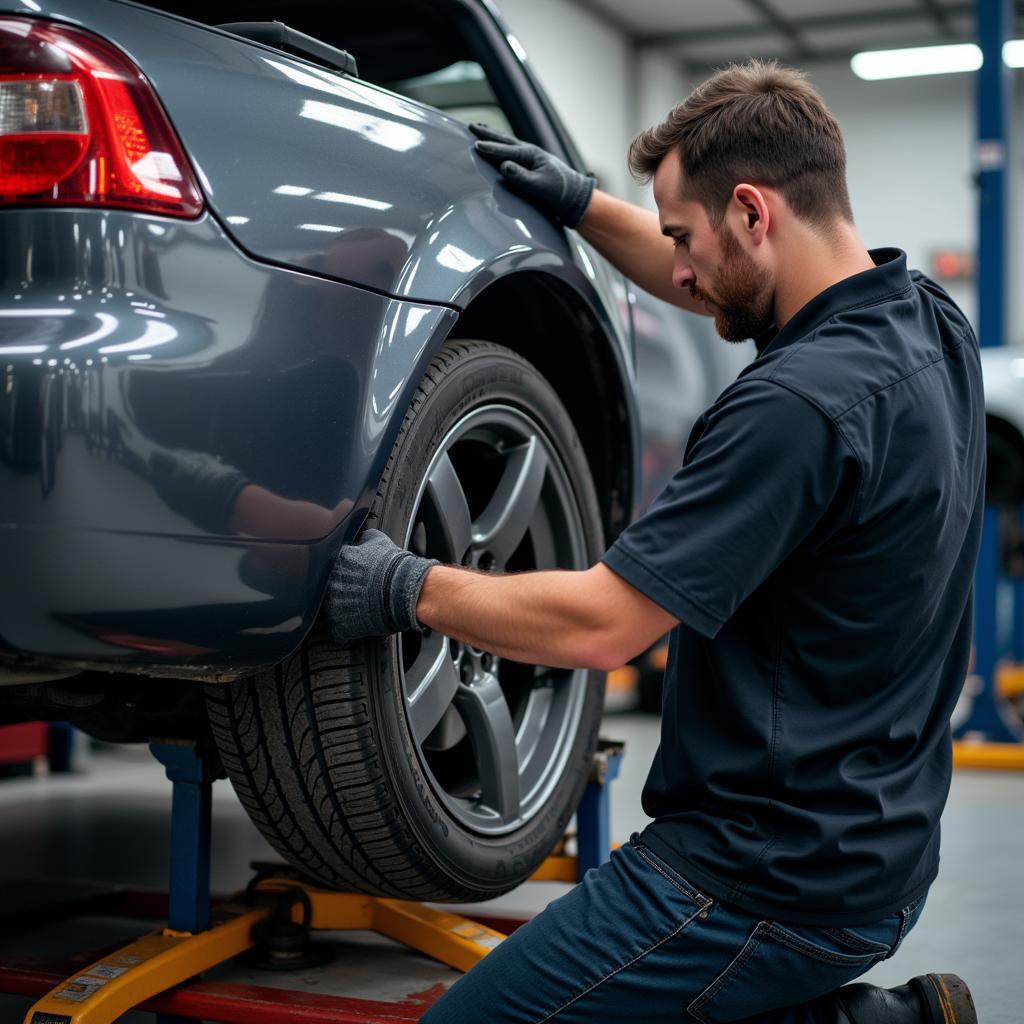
[422,834,926,1023]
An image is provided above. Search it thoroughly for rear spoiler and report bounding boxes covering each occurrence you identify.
[218,21,358,76]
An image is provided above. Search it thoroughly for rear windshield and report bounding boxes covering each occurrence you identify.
[134,0,508,129]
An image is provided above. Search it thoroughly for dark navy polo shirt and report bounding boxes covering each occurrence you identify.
[603,249,985,926]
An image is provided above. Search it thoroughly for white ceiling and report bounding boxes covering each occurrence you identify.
[574,0,1018,67]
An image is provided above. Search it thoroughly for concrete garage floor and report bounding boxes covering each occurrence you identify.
[0,711,1020,1023]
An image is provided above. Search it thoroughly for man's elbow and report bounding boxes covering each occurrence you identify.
[592,646,635,674]
[568,628,640,674]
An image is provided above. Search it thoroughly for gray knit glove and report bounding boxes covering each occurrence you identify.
[470,123,595,228]
[327,528,439,642]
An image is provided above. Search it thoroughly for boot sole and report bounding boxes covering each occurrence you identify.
[918,973,977,1024]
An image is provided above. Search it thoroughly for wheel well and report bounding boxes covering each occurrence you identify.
[450,273,635,542]
[986,413,1024,504]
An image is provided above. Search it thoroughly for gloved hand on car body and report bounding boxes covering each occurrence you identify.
[327,528,438,642]
[470,123,596,228]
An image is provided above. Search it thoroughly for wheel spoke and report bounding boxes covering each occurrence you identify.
[402,402,589,836]
[472,438,548,568]
[454,672,521,822]
[526,510,558,571]
[424,452,473,563]
[515,684,554,777]
[405,633,461,745]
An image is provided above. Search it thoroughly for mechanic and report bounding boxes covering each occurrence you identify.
[327,60,981,1024]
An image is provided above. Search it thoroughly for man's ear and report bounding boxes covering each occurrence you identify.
[732,183,769,244]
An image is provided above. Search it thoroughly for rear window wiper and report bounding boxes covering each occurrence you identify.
[218,21,358,76]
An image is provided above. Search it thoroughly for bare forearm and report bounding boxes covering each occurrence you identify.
[579,190,706,315]
[415,562,678,672]
[416,565,612,670]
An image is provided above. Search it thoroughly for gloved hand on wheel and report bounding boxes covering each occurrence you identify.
[470,123,595,228]
[327,528,439,643]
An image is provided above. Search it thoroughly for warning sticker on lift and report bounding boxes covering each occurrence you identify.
[450,922,504,949]
[30,1014,73,1023]
[108,953,142,966]
[84,963,128,980]
[53,975,108,1002]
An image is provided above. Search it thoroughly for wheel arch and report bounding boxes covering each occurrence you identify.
[448,271,638,543]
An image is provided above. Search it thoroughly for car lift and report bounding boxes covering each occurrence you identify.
[10,737,623,1024]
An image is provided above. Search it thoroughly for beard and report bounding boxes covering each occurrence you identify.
[691,226,775,343]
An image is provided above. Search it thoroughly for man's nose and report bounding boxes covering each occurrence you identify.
[672,261,695,291]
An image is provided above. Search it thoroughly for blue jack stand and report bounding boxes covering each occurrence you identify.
[149,741,214,934]
[576,738,625,876]
[148,740,216,1024]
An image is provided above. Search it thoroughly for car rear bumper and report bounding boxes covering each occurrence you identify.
[0,525,341,678]
[0,208,455,673]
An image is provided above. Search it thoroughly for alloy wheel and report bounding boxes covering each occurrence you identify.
[400,404,589,835]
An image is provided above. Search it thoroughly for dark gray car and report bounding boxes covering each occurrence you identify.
[0,0,650,899]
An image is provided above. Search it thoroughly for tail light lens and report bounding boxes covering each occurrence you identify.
[0,17,203,217]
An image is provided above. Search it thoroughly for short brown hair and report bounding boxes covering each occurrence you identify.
[629,59,852,230]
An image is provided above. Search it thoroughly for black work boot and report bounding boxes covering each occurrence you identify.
[822,974,976,1023]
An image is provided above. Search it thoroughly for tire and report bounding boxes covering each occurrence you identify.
[206,340,606,900]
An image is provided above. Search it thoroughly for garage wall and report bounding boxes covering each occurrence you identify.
[802,62,1020,336]
[494,1,688,201]
[633,47,692,174]
[496,0,636,196]
[496,0,1022,341]
[801,65,1024,339]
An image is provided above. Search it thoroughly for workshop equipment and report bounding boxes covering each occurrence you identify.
[10,737,624,1024]
[954,504,1024,762]
[0,723,49,772]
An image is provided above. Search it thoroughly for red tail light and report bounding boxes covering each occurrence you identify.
[0,17,203,217]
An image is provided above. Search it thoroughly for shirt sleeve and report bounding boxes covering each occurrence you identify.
[602,379,856,638]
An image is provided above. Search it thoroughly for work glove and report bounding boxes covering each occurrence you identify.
[326,528,439,643]
[470,122,595,228]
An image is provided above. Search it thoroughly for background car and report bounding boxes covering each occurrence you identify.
[981,344,1024,507]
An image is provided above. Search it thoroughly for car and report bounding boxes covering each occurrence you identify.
[631,294,754,512]
[980,343,1024,506]
[0,0,645,901]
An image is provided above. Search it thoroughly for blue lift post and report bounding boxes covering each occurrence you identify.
[149,741,213,933]
[957,0,1023,742]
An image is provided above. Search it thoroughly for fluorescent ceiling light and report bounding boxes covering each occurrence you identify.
[851,43,982,80]
[1004,39,1024,67]
[852,39,1024,80]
